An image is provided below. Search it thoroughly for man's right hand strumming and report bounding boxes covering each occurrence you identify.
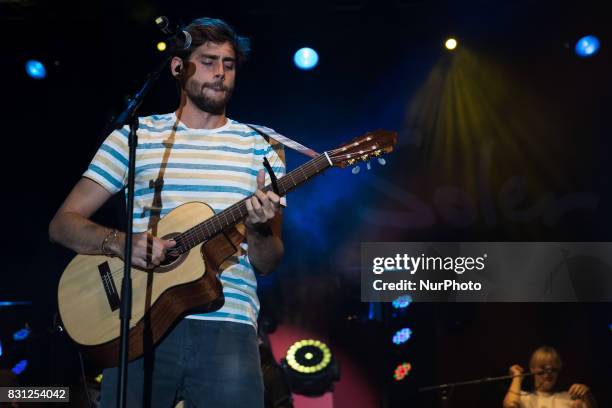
[121,231,176,269]
[49,177,174,270]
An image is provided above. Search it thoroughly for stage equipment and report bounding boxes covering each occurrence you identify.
[445,38,457,50]
[281,339,340,396]
[419,366,560,407]
[393,362,412,381]
[25,60,46,79]
[294,47,319,70]
[392,295,412,309]
[392,328,412,345]
[575,35,600,57]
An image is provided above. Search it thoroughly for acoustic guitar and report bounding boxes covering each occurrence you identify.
[57,130,397,367]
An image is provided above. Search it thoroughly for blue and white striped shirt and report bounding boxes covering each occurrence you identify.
[83,112,286,328]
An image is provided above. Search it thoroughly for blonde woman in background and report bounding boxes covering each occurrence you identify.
[503,346,598,408]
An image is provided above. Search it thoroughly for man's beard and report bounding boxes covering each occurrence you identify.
[186,79,233,115]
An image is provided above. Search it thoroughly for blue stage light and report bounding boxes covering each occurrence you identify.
[0,301,32,307]
[392,295,412,309]
[25,60,47,79]
[13,327,30,341]
[0,339,3,357]
[12,360,28,375]
[293,47,319,70]
[392,328,413,345]
[575,35,600,58]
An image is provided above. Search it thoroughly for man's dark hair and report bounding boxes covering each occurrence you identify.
[173,17,251,66]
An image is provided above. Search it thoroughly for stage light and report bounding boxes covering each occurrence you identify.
[392,327,412,345]
[294,47,319,70]
[392,295,412,309]
[0,339,2,357]
[13,327,30,341]
[575,35,600,58]
[286,339,332,374]
[368,302,375,319]
[0,301,32,306]
[445,38,458,51]
[25,60,46,79]
[157,41,167,52]
[11,360,28,376]
[393,362,412,381]
[282,339,340,395]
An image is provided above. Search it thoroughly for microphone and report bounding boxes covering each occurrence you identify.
[155,16,192,50]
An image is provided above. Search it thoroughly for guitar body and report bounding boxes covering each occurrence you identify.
[57,201,245,368]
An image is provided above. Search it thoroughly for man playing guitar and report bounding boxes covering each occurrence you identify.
[50,17,285,408]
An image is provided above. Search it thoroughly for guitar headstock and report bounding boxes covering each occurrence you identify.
[327,130,398,168]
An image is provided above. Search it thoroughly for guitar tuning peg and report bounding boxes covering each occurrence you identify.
[378,157,386,166]
[352,165,361,174]
[366,161,371,170]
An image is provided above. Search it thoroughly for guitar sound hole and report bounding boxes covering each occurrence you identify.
[152,250,187,273]
[153,232,187,272]
[160,253,180,267]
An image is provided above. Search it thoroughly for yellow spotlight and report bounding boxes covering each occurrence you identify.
[157,41,167,52]
[445,38,458,50]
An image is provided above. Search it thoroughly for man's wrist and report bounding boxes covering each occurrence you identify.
[245,220,273,236]
[101,229,117,255]
[103,230,124,257]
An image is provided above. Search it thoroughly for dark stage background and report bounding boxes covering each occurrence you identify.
[1,1,611,407]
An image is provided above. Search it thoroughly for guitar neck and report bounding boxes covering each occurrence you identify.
[175,153,332,252]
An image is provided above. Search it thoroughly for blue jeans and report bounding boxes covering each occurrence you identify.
[100,319,264,408]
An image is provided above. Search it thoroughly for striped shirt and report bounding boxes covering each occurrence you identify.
[83,112,286,328]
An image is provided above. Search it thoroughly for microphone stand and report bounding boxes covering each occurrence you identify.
[112,54,172,408]
[418,371,545,408]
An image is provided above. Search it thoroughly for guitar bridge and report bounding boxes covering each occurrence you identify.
[98,261,120,311]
